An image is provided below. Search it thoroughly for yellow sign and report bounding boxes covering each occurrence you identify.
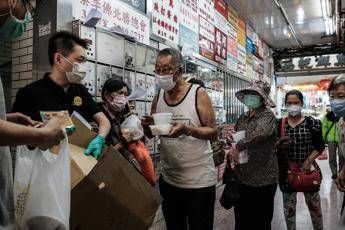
[73,96,83,106]
[237,18,246,47]
[228,6,238,27]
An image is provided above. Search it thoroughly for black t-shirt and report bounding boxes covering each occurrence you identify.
[12,73,100,122]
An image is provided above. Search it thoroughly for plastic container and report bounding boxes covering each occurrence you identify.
[152,113,173,125]
[149,124,172,136]
[232,131,246,143]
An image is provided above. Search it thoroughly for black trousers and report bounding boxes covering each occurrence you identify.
[159,177,216,230]
[234,183,277,230]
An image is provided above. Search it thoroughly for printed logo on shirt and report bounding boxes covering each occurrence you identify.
[73,96,83,106]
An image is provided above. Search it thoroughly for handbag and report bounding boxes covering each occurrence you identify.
[281,117,322,192]
[211,138,226,167]
[220,164,240,209]
[287,161,322,192]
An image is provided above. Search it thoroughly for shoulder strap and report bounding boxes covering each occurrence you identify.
[325,122,335,141]
[281,117,287,138]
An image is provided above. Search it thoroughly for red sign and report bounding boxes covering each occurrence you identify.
[214,0,228,18]
[199,35,215,61]
[215,27,227,64]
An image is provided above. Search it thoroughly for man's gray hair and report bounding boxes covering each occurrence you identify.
[328,74,345,93]
[157,48,184,67]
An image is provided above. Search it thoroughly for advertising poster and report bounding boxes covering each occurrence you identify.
[199,16,215,41]
[246,36,253,54]
[237,44,246,75]
[179,0,198,32]
[246,53,253,79]
[199,35,215,60]
[73,0,150,45]
[180,24,199,56]
[152,0,179,44]
[227,5,238,27]
[119,0,146,13]
[237,18,246,47]
[214,0,228,18]
[215,27,227,64]
[198,0,215,24]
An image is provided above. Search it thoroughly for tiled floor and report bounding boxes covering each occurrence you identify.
[150,159,344,230]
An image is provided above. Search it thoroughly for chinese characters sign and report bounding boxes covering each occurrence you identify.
[152,0,179,44]
[215,28,227,64]
[237,44,246,75]
[199,16,215,42]
[227,5,238,27]
[198,0,215,24]
[73,0,150,45]
[119,0,146,13]
[199,16,215,61]
[237,18,246,47]
[279,54,345,72]
[214,0,228,18]
[179,0,198,32]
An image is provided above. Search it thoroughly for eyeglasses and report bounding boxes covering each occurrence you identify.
[154,65,181,75]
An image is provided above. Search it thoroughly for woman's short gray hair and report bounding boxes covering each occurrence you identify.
[157,48,183,67]
[328,74,345,93]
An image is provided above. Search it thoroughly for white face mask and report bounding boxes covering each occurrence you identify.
[61,55,87,83]
[286,105,302,116]
[156,74,176,91]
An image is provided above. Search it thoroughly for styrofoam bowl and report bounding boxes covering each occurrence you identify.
[152,113,173,125]
[149,124,172,136]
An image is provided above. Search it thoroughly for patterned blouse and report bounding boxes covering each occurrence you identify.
[235,107,279,187]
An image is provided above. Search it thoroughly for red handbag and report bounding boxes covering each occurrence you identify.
[281,118,322,192]
[287,161,321,191]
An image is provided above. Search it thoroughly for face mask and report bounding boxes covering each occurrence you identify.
[61,56,87,83]
[156,74,176,91]
[286,105,302,116]
[107,94,127,112]
[330,99,345,118]
[0,8,32,40]
[243,94,262,109]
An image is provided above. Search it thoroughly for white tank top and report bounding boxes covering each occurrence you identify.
[156,84,217,188]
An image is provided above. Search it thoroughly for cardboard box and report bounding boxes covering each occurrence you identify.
[69,144,97,189]
[70,146,162,229]
[68,112,96,149]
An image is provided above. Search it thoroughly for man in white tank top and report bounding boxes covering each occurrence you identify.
[142,48,217,230]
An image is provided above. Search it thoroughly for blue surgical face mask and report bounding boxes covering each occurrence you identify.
[243,94,262,109]
[0,7,32,40]
[330,99,345,118]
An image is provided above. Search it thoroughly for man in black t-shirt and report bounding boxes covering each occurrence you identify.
[12,31,110,159]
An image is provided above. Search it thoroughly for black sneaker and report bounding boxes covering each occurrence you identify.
[332,174,337,180]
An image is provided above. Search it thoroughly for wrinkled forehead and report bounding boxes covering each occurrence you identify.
[156,55,173,67]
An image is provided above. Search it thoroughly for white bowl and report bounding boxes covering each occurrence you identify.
[152,113,173,125]
[149,124,172,136]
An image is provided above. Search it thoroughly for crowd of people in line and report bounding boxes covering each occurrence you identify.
[1,1,345,230]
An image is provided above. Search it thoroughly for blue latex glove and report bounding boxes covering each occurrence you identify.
[85,135,105,159]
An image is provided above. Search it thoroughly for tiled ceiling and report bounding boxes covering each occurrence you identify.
[227,0,335,49]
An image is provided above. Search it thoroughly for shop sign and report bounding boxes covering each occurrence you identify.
[227,52,237,72]
[214,11,228,33]
[246,53,253,79]
[258,59,264,74]
[246,25,254,41]
[237,18,246,47]
[245,36,253,54]
[227,5,238,27]
[258,39,264,58]
[199,16,215,41]
[152,0,179,44]
[227,22,237,40]
[253,44,259,57]
[199,35,215,61]
[119,0,146,13]
[215,27,227,65]
[73,0,150,45]
[252,32,259,46]
[227,35,237,56]
[179,0,198,33]
[252,55,259,72]
[214,0,228,19]
[279,54,345,72]
[237,44,246,75]
[198,0,215,24]
[180,24,199,56]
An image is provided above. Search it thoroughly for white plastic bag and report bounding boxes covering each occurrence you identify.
[121,114,144,140]
[14,139,71,229]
